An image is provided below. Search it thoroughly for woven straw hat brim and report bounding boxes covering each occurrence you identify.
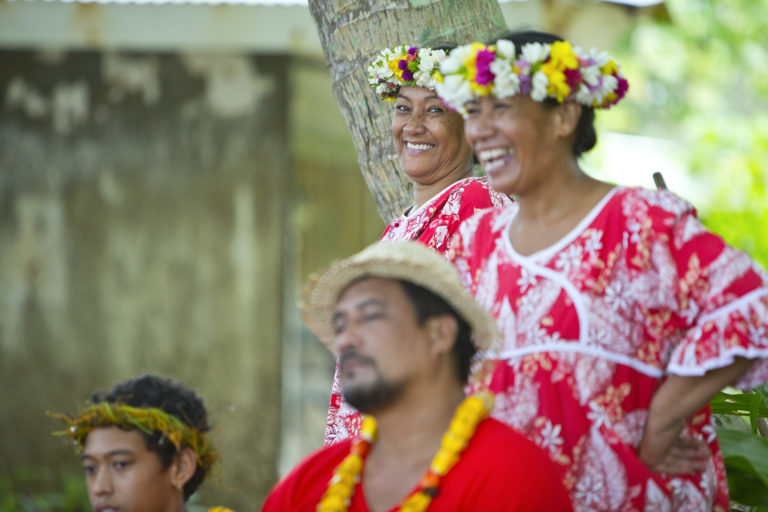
[300,241,500,354]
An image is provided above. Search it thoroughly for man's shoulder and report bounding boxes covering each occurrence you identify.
[292,439,352,476]
[262,441,351,511]
[465,418,561,477]
[471,418,542,453]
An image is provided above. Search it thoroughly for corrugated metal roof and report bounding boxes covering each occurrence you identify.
[7,0,308,4]
[5,0,663,7]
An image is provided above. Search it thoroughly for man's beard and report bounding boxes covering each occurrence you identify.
[339,352,405,414]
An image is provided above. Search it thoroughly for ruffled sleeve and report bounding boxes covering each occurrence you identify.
[434,178,512,255]
[655,194,768,388]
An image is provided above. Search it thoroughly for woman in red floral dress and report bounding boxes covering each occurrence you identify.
[323,44,511,445]
[436,31,768,511]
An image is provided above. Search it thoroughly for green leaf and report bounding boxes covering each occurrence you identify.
[711,391,768,417]
[717,427,768,506]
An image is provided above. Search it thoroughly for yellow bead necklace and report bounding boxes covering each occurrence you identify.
[316,393,493,512]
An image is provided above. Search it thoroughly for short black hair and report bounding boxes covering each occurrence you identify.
[399,280,476,383]
[490,30,597,157]
[89,374,211,501]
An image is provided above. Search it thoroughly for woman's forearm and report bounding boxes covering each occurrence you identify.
[639,356,756,468]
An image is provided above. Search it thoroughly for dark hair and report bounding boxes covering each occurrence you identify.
[489,30,597,157]
[89,374,211,501]
[399,281,476,383]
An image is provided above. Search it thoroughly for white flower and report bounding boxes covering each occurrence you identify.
[496,39,516,59]
[440,45,471,74]
[490,58,520,98]
[436,74,474,114]
[538,420,564,451]
[521,42,550,64]
[531,70,549,102]
[590,48,612,68]
[602,73,618,93]
[580,64,601,87]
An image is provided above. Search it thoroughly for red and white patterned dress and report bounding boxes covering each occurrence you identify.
[450,186,768,512]
[323,177,511,445]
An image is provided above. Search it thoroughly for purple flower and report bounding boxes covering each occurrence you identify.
[408,47,418,56]
[616,75,629,97]
[398,59,409,71]
[402,69,414,82]
[515,59,531,73]
[587,75,603,93]
[519,75,531,96]
[475,49,496,86]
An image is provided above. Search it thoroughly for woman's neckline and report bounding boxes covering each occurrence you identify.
[502,186,620,261]
[402,177,475,219]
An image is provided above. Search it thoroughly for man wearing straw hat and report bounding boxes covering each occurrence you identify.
[262,241,571,511]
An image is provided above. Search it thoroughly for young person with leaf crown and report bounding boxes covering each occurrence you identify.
[50,374,232,512]
[436,30,768,510]
[263,241,572,511]
[324,43,512,446]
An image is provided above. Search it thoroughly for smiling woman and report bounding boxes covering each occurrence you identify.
[436,30,768,511]
[322,44,512,447]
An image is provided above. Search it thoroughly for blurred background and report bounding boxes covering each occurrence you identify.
[1,0,766,510]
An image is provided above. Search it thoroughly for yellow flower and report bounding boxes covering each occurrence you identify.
[400,492,432,511]
[549,41,578,70]
[387,58,406,81]
[430,450,459,475]
[337,454,363,475]
[541,63,570,102]
[601,60,618,76]
[317,495,347,511]
[441,431,468,453]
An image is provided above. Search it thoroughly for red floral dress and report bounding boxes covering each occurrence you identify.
[450,187,768,512]
[323,177,511,445]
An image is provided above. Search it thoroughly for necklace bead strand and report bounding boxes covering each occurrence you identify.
[316,394,493,512]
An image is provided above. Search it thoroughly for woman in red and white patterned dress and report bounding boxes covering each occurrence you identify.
[437,31,768,511]
[324,44,511,445]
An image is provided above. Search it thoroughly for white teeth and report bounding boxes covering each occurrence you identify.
[406,142,434,150]
[483,159,506,172]
[478,147,512,160]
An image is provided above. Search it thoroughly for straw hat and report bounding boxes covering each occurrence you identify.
[300,240,500,354]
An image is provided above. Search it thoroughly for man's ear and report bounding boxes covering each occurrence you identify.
[554,101,582,139]
[170,447,197,494]
[426,315,459,355]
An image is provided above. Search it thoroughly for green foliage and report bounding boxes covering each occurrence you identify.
[717,428,768,507]
[606,0,768,269]
[713,384,768,509]
[0,466,90,512]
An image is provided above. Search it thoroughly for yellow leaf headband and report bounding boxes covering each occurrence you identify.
[48,401,219,471]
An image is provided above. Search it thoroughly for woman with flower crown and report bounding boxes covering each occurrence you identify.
[324,44,511,446]
[436,31,768,511]
[50,374,233,512]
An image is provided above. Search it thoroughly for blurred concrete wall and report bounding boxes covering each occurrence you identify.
[0,44,384,508]
[0,49,290,507]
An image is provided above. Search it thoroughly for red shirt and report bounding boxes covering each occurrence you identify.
[262,418,573,511]
[450,187,768,511]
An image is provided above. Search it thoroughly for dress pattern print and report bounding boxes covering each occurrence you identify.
[323,177,511,445]
[449,186,768,512]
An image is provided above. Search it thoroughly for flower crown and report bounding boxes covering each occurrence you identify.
[436,39,628,115]
[368,45,447,101]
[48,402,219,471]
